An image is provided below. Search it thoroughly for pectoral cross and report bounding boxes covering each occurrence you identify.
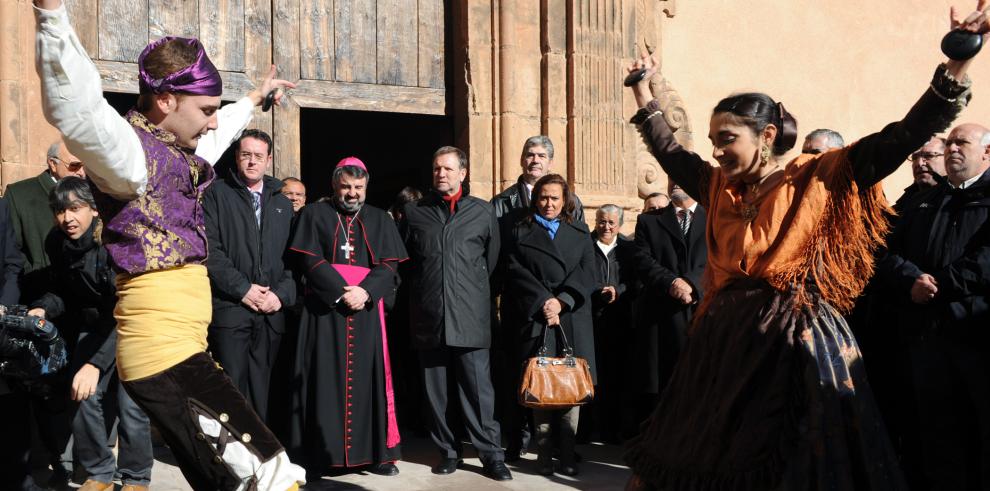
[341,242,355,260]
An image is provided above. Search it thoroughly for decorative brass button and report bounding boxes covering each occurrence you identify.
[196,432,206,441]
[213,455,223,463]
[218,413,229,423]
[241,433,252,443]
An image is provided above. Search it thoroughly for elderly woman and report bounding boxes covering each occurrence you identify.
[501,173,596,476]
[622,4,990,491]
[586,204,638,442]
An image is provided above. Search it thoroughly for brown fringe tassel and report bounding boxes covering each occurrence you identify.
[766,155,892,314]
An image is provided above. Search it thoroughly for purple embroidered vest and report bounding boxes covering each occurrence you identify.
[95,111,215,274]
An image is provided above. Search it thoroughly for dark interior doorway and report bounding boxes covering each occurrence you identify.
[299,108,452,211]
[102,92,454,211]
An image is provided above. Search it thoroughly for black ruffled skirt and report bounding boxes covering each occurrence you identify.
[624,280,906,490]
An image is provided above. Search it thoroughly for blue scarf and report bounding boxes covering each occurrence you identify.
[533,214,561,239]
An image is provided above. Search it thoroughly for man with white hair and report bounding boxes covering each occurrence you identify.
[878,122,990,489]
[801,128,844,154]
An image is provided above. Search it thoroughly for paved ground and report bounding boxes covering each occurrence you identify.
[146,436,631,491]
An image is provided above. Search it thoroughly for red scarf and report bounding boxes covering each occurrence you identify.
[441,187,463,214]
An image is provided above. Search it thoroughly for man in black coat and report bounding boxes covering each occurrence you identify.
[877,122,990,490]
[203,129,296,422]
[631,182,707,425]
[6,140,85,486]
[401,146,511,481]
[857,135,947,489]
[491,135,585,224]
[30,177,153,491]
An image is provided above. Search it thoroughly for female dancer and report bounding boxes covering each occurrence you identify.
[623,3,990,489]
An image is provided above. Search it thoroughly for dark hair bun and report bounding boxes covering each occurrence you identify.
[712,92,799,156]
[774,102,798,154]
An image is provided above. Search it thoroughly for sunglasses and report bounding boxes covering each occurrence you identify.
[51,157,84,172]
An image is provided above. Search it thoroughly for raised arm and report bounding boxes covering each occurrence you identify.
[849,65,972,187]
[34,0,147,200]
[626,53,714,205]
[832,2,989,186]
[195,65,297,165]
[34,0,296,191]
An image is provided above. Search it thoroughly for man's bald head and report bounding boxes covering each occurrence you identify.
[945,123,990,186]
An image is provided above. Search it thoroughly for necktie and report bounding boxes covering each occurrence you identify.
[677,209,691,237]
[252,191,262,226]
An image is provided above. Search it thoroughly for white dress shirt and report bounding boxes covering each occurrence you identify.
[35,4,255,201]
[952,172,984,190]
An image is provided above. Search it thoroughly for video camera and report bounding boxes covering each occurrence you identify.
[0,305,68,383]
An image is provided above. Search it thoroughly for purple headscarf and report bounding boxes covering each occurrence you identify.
[137,37,223,97]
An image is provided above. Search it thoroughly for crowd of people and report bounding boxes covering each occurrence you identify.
[0,0,989,490]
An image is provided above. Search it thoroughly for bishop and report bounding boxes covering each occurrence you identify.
[287,157,408,478]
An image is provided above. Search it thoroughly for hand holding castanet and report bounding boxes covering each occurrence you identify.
[625,48,659,108]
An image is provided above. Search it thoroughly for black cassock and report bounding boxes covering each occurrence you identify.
[286,201,408,471]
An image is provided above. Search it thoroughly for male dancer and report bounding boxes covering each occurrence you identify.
[34,0,305,488]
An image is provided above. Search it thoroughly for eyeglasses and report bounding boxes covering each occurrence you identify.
[50,157,84,171]
[910,152,943,162]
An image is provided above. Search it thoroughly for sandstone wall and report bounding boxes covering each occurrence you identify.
[1,0,62,188]
[660,0,990,202]
[6,0,990,222]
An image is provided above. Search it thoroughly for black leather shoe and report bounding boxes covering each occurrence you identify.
[483,460,513,481]
[367,463,400,476]
[558,463,579,476]
[431,458,462,475]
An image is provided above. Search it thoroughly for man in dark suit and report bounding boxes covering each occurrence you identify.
[203,129,295,422]
[877,122,990,490]
[631,182,707,426]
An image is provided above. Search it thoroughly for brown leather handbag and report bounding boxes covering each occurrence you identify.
[518,324,595,409]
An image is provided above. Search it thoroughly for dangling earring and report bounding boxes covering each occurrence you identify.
[759,146,771,167]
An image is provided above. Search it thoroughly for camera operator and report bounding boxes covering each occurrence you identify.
[0,195,33,489]
[29,176,153,491]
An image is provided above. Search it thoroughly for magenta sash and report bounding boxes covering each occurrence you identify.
[331,264,401,448]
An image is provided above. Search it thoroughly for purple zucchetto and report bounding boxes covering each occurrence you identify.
[137,37,223,97]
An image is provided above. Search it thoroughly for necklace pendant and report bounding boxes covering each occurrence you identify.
[740,204,758,221]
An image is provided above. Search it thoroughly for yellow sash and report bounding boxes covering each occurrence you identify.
[115,264,212,381]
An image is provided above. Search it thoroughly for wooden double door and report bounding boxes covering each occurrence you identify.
[68,0,447,178]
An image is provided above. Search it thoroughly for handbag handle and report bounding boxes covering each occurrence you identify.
[538,323,575,358]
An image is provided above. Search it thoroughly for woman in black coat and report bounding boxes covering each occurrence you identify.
[501,173,596,477]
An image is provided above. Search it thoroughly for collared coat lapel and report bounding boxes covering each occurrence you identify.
[658,208,685,247]
[517,219,566,270]
[686,208,706,251]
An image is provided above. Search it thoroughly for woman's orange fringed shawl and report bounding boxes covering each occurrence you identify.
[697,147,892,317]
